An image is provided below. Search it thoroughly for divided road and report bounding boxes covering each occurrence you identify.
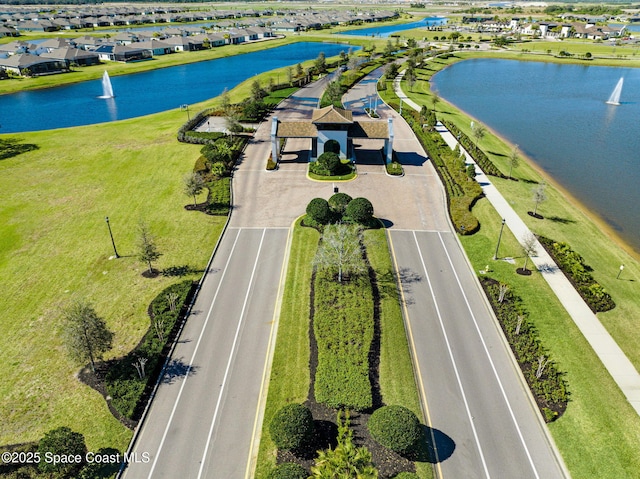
[121,68,568,479]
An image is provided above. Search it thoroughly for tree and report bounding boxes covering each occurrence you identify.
[368,405,422,454]
[306,198,332,224]
[314,51,326,73]
[325,80,343,106]
[384,62,399,81]
[269,403,314,451]
[183,172,205,206]
[310,411,378,478]
[296,62,303,77]
[471,122,486,150]
[215,139,235,166]
[531,182,547,217]
[62,301,113,374]
[328,192,352,216]
[286,66,293,84]
[250,79,266,102]
[405,67,417,92]
[317,151,340,175]
[383,39,396,57]
[313,223,365,283]
[346,197,374,224]
[508,145,520,179]
[520,233,538,274]
[431,91,440,111]
[38,427,87,475]
[137,221,162,274]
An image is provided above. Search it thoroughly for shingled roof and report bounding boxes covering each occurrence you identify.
[311,105,353,124]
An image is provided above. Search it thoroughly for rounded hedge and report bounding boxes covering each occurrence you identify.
[324,139,341,155]
[393,473,420,479]
[328,193,353,215]
[346,197,374,224]
[317,152,341,175]
[368,405,422,454]
[267,463,308,479]
[306,198,332,225]
[269,404,314,451]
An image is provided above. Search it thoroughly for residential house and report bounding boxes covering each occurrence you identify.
[136,38,173,56]
[40,47,100,66]
[0,53,67,76]
[94,44,151,62]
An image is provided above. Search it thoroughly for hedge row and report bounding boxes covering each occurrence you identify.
[440,119,505,178]
[481,278,569,422]
[313,259,374,411]
[105,280,195,420]
[207,177,231,216]
[538,236,615,312]
[402,109,482,234]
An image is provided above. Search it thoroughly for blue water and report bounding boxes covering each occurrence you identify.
[339,16,446,38]
[0,42,356,133]
[432,58,640,253]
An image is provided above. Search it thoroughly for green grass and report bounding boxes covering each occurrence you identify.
[460,199,640,478]
[207,177,231,215]
[0,108,226,451]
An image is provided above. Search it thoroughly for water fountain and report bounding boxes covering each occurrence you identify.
[99,71,114,99]
[606,77,623,105]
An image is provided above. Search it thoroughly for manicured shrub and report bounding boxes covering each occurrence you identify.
[267,462,308,479]
[324,139,341,155]
[368,406,422,454]
[317,152,341,175]
[346,197,374,224]
[328,192,352,215]
[394,473,420,479]
[38,427,87,475]
[306,198,332,224]
[269,404,314,451]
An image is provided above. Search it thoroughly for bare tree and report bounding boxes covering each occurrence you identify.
[137,222,162,275]
[313,224,366,283]
[531,182,547,217]
[183,172,205,206]
[520,233,538,274]
[508,145,520,180]
[535,355,550,379]
[63,301,113,374]
[498,283,509,303]
[515,315,524,335]
[133,357,148,379]
[152,312,166,342]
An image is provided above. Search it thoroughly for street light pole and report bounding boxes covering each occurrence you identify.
[617,264,624,279]
[493,218,506,260]
[105,216,119,259]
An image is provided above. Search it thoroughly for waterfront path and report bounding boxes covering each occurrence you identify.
[393,71,640,416]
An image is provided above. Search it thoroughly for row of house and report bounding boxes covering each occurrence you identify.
[0,26,277,77]
[463,16,625,41]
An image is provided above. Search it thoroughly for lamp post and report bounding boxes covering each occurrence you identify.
[493,218,506,260]
[105,216,119,259]
[617,264,624,279]
[180,104,190,121]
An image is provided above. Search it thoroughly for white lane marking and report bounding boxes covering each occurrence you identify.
[412,231,491,479]
[436,232,541,479]
[146,228,243,479]
[197,228,267,479]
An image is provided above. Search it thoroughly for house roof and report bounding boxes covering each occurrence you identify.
[349,121,389,139]
[276,121,318,138]
[311,105,353,124]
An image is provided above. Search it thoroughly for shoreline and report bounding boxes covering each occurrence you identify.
[446,98,640,262]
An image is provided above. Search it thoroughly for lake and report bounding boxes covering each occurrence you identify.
[432,58,640,254]
[339,16,446,38]
[0,42,356,133]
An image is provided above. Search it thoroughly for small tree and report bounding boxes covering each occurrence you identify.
[269,403,314,451]
[306,198,332,224]
[328,192,353,216]
[520,233,538,274]
[313,223,365,283]
[325,79,343,106]
[63,301,113,374]
[471,122,487,151]
[317,151,341,175]
[137,221,162,274]
[38,427,87,475]
[508,145,520,180]
[405,67,417,92]
[183,172,205,206]
[531,182,547,217]
[314,51,326,73]
[346,197,374,225]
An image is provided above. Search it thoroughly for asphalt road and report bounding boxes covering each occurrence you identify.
[121,68,568,479]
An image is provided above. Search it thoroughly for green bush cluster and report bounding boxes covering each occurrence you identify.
[267,463,308,479]
[538,236,615,313]
[304,195,375,228]
[403,109,481,234]
[481,278,569,421]
[106,280,194,420]
[200,136,245,177]
[394,473,420,479]
[317,151,341,175]
[440,119,505,178]
[269,404,314,451]
[207,177,231,216]
[367,406,422,454]
[313,264,374,411]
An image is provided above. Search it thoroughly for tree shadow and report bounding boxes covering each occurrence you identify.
[0,137,39,160]
[547,216,575,225]
[395,150,428,166]
[279,148,310,164]
[162,265,202,277]
[487,150,507,158]
[420,425,456,464]
[161,357,198,385]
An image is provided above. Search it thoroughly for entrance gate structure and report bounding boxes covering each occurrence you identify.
[271,105,394,164]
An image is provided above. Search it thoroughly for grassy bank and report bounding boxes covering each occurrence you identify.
[0,106,225,450]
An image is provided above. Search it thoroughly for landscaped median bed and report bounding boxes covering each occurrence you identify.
[256,197,431,479]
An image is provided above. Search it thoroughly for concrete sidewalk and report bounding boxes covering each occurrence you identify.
[394,73,640,416]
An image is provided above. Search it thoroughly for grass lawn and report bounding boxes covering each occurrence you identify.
[255,224,432,478]
[0,107,225,451]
